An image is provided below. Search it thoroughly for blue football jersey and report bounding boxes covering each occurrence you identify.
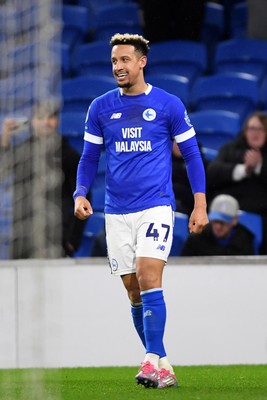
[83,84,196,214]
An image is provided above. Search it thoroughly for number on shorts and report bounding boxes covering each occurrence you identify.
[161,224,170,242]
[146,223,170,242]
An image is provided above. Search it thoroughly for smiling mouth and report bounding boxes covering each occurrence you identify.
[116,73,127,80]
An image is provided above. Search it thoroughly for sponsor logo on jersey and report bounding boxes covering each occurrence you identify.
[184,110,192,127]
[110,113,122,119]
[143,108,156,121]
[115,126,152,152]
[115,141,152,152]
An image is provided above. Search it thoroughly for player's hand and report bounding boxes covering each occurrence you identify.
[189,208,209,234]
[189,193,209,234]
[74,196,93,220]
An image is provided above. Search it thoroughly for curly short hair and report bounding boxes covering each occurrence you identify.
[110,33,150,56]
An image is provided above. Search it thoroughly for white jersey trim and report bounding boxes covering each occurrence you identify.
[119,83,152,96]
[84,132,103,144]
[174,127,196,143]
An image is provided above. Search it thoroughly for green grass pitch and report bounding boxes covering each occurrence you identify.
[0,364,266,400]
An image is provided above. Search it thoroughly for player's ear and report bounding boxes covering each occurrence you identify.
[139,55,147,69]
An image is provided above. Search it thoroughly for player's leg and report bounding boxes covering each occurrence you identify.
[134,206,178,388]
[106,209,177,388]
[121,273,146,347]
[105,214,146,347]
[135,257,178,388]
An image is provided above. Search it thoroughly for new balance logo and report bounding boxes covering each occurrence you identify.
[110,113,122,119]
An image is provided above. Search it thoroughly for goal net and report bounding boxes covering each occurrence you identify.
[0,0,63,259]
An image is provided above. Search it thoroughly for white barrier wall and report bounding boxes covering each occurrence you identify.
[0,257,267,369]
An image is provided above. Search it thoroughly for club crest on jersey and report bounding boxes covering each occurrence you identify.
[143,108,156,121]
[110,259,118,271]
[184,110,192,127]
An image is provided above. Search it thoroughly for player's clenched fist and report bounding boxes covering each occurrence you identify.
[74,196,93,220]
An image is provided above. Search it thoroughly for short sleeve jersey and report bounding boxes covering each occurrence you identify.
[84,84,195,214]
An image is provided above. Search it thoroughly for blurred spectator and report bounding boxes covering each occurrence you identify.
[0,100,87,258]
[138,0,207,43]
[206,111,267,254]
[181,194,255,256]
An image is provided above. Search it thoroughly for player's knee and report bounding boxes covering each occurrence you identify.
[121,274,141,303]
[137,273,161,292]
[128,287,142,304]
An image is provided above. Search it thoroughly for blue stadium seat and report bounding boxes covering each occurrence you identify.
[201,147,218,162]
[60,43,72,78]
[59,111,86,154]
[62,5,93,49]
[202,1,224,37]
[169,212,189,256]
[201,1,225,72]
[62,75,116,112]
[2,40,61,91]
[77,0,132,15]
[0,6,24,37]
[146,73,190,107]
[214,38,267,83]
[230,1,248,39]
[73,212,105,257]
[5,41,39,73]
[191,72,260,124]
[238,210,263,255]
[72,41,112,77]
[93,3,143,41]
[90,186,105,213]
[0,73,57,115]
[147,40,207,86]
[189,110,241,152]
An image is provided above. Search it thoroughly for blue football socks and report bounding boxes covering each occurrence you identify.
[131,303,146,347]
[141,289,166,358]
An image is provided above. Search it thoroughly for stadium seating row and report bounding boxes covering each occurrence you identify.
[60,70,266,119]
[59,1,248,74]
[2,36,267,114]
[61,35,267,82]
[0,1,248,80]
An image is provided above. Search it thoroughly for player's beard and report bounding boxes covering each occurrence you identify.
[117,81,132,89]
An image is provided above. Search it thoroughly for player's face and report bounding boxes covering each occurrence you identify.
[111,44,146,90]
[211,220,235,239]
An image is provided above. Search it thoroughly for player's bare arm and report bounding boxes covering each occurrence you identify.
[189,192,209,233]
[74,196,93,220]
